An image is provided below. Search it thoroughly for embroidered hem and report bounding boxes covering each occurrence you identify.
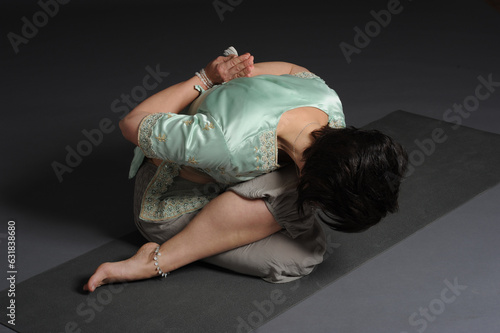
[138,113,164,159]
[139,161,219,221]
[257,130,279,173]
[291,71,322,80]
[329,118,346,129]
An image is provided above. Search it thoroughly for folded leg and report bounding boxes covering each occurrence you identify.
[134,161,326,282]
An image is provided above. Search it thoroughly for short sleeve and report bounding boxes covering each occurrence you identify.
[289,72,346,129]
[137,112,229,169]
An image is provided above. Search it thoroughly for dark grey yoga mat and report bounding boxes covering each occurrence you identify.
[2,111,500,333]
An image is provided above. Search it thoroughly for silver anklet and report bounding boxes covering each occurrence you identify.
[153,246,169,278]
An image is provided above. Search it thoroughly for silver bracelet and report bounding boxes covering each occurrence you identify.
[153,246,169,278]
[195,68,214,89]
[195,47,238,89]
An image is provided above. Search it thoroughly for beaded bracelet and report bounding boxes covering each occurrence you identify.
[195,68,214,89]
[195,46,239,90]
[153,246,169,278]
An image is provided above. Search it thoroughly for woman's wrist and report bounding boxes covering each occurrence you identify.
[195,68,215,89]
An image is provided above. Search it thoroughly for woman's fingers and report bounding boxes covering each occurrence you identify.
[221,53,254,80]
[235,55,254,77]
[204,53,254,85]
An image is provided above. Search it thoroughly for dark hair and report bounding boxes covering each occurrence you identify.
[297,126,408,233]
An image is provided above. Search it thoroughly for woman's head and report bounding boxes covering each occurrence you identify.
[297,126,408,233]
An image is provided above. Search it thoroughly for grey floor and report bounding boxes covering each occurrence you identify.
[1,0,499,332]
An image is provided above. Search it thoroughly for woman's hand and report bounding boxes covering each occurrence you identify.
[204,53,254,85]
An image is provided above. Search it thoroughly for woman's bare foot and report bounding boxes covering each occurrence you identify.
[83,242,160,292]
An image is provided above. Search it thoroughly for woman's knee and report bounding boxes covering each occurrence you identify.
[204,226,326,283]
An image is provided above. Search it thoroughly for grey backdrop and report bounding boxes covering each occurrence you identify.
[1,0,499,332]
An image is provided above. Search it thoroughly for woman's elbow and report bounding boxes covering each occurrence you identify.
[119,115,138,146]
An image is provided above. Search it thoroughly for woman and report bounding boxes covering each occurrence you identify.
[84,49,407,291]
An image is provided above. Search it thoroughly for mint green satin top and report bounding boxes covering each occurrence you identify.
[128,72,344,184]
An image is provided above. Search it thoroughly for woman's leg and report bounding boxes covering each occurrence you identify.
[204,221,326,283]
[84,191,281,291]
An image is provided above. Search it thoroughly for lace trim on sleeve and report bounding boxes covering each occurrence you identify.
[138,113,164,159]
[257,130,279,172]
[291,71,321,80]
[329,118,346,129]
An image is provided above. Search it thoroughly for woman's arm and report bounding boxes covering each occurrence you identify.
[119,76,202,145]
[119,53,255,146]
[249,61,310,77]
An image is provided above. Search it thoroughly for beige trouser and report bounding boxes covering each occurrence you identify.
[134,161,326,283]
